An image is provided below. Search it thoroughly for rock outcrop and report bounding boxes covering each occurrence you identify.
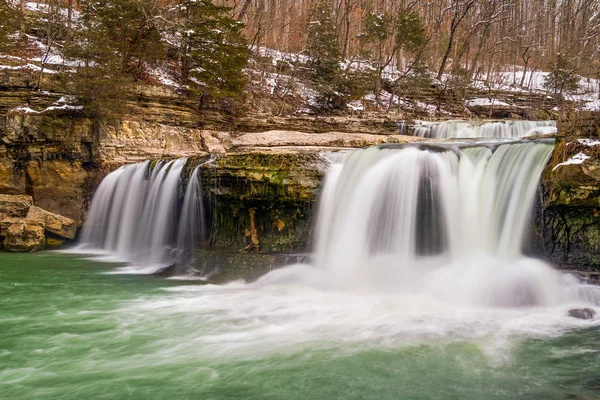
[199,151,327,253]
[568,308,596,320]
[3,223,46,252]
[536,115,600,271]
[0,194,77,251]
[0,194,33,218]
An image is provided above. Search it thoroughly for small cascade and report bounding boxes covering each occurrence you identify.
[175,166,205,264]
[311,139,599,307]
[77,158,206,272]
[412,120,556,139]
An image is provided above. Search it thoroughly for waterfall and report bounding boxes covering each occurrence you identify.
[78,158,205,272]
[176,166,205,264]
[413,120,556,139]
[311,140,599,307]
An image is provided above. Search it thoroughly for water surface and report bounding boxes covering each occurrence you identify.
[1,252,600,399]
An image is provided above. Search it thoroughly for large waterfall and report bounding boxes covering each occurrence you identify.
[305,139,599,308]
[413,120,556,139]
[77,158,205,272]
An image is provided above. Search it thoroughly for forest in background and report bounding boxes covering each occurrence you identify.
[0,0,599,117]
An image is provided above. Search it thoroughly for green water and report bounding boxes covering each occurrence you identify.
[1,252,600,400]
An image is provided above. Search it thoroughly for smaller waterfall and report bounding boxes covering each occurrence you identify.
[175,166,205,264]
[413,120,556,139]
[77,158,206,272]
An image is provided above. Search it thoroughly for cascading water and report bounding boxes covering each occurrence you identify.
[413,120,556,139]
[309,139,600,308]
[77,158,206,272]
[176,166,205,264]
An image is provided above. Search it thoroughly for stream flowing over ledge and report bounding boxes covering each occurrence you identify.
[1,99,600,279]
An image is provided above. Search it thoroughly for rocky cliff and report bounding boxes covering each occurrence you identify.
[0,68,422,255]
[536,114,600,271]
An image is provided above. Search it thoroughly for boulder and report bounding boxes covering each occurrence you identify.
[3,223,45,252]
[0,194,33,218]
[26,206,78,240]
[568,308,596,320]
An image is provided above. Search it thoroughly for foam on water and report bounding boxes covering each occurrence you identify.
[111,267,599,364]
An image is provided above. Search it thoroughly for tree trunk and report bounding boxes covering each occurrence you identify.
[19,0,26,40]
[237,0,252,21]
[68,0,73,31]
[436,21,458,81]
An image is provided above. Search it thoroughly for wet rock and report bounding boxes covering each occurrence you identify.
[0,194,33,218]
[568,308,596,320]
[203,151,326,252]
[3,223,45,252]
[536,135,600,270]
[26,206,78,240]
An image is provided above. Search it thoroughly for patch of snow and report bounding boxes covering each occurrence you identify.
[13,106,38,114]
[415,101,438,115]
[25,1,80,20]
[253,46,308,66]
[11,103,83,114]
[466,98,511,108]
[148,67,180,88]
[475,68,600,112]
[44,104,83,112]
[577,139,600,147]
[0,63,58,73]
[347,100,364,111]
[552,152,591,171]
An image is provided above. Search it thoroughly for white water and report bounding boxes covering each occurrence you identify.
[76,158,204,272]
[280,140,600,309]
[176,166,205,264]
[413,120,556,139]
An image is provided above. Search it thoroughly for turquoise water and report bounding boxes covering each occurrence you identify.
[2,252,600,399]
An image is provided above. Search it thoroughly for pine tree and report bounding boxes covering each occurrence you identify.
[305,1,354,112]
[545,54,580,99]
[177,0,248,109]
[306,2,342,83]
[64,0,164,117]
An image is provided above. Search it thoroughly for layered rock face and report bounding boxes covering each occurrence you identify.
[1,68,421,254]
[0,194,77,251]
[536,115,600,271]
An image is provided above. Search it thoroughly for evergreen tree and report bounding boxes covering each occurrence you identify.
[545,54,580,99]
[177,0,248,109]
[64,0,164,117]
[305,1,357,112]
[306,1,342,83]
[359,10,428,105]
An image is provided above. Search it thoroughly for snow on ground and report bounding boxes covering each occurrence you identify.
[148,67,181,89]
[475,69,600,111]
[25,1,81,20]
[250,70,318,107]
[347,100,364,111]
[0,62,58,73]
[552,153,591,171]
[577,139,600,147]
[465,98,512,108]
[253,47,309,66]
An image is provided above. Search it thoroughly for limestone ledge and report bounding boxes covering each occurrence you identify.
[0,194,77,252]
